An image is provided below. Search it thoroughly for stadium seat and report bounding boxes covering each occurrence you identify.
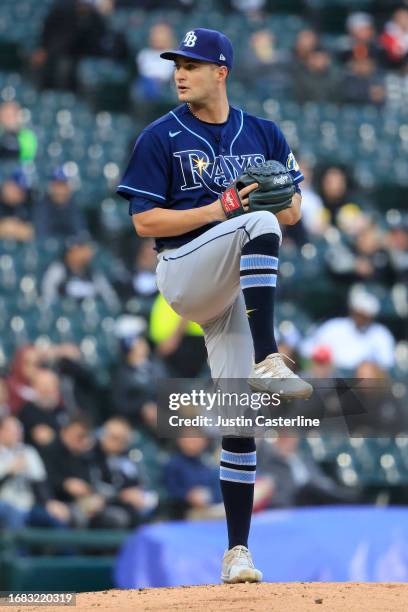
[78,58,131,113]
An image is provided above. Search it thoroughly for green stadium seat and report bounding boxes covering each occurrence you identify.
[0,528,129,592]
[0,556,116,592]
[78,58,131,113]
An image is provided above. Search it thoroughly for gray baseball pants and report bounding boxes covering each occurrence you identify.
[156,211,282,379]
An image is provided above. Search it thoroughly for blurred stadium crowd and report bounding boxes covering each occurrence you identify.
[0,0,407,533]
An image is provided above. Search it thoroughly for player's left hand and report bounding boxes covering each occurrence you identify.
[220,160,295,220]
[237,183,259,211]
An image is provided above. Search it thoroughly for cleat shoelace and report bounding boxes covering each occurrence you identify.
[255,353,298,378]
[225,546,255,568]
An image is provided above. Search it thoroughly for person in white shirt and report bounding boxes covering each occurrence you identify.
[136,23,176,100]
[0,415,70,528]
[301,287,396,370]
[297,160,328,236]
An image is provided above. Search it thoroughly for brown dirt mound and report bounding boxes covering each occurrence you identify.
[15,583,408,612]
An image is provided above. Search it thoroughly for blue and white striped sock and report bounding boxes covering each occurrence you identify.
[240,233,280,363]
[220,449,257,485]
[220,437,256,549]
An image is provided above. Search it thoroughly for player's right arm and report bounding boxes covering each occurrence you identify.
[132,184,257,238]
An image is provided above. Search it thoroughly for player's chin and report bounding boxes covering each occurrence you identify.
[177,88,191,101]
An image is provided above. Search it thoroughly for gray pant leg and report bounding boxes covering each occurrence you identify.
[156,211,281,324]
[156,211,281,379]
[202,292,254,379]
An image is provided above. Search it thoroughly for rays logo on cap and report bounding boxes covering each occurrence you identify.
[183,31,197,47]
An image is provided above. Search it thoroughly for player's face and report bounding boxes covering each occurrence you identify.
[173,57,224,104]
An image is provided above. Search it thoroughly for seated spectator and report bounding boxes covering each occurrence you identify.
[0,415,70,529]
[92,417,158,527]
[301,286,396,370]
[34,342,99,419]
[353,361,405,434]
[292,49,340,103]
[6,342,93,416]
[385,215,408,284]
[131,238,157,297]
[352,222,389,282]
[0,378,10,417]
[149,293,207,378]
[135,23,176,101]
[341,57,385,105]
[0,101,37,162]
[39,415,97,525]
[317,165,363,227]
[41,234,120,311]
[6,345,42,414]
[379,7,408,70]
[117,238,158,305]
[31,0,128,91]
[340,12,380,64]
[256,433,359,508]
[112,316,164,428]
[240,30,290,93]
[34,168,87,240]
[297,160,328,236]
[164,435,223,519]
[19,369,69,449]
[41,415,134,528]
[335,203,372,239]
[325,220,391,286]
[299,345,344,423]
[0,170,34,242]
[292,29,320,66]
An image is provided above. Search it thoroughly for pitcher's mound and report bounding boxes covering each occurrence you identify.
[22,582,408,611]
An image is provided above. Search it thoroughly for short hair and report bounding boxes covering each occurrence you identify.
[0,414,20,430]
[62,413,93,432]
[103,416,132,430]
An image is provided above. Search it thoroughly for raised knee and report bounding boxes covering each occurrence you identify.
[245,211,282,242]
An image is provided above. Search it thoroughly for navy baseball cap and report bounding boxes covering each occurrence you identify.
[10,168,29,190]
[51,166,69,182]
[160,28,233,70]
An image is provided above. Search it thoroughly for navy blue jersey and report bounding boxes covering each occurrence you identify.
[117,103,303,252]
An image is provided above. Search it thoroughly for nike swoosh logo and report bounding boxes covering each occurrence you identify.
[246,308,257,317]
[169,130,181,138]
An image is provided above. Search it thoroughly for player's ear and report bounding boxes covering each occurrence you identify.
[218,65,229,82]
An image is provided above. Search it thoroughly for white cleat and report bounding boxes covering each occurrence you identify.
[221,545,263,584]
[248,353,313,400]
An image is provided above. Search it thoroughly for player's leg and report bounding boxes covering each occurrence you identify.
[202,294,262,583]
[155,214,249,325]
[156,210,312,397]
[238,212,313,399]
[156,211,281,326]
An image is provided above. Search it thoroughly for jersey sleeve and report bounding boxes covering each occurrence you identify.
[116,129,169,207]
[270,123,304,186]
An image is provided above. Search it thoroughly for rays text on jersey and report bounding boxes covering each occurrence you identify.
[173,149,266,193]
